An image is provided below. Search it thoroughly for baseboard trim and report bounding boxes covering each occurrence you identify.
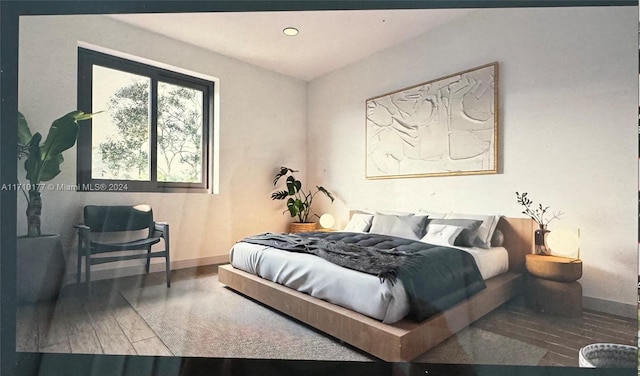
[168,255,229,270]
[583,296,637,319]
[66,255,228,285]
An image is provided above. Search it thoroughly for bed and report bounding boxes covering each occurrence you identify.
[218,213,535,362]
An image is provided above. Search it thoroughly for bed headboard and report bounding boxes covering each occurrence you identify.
[495,217,535,273]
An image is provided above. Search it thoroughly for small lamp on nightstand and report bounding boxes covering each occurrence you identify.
[547,228,580,259]
[319,213,335,231]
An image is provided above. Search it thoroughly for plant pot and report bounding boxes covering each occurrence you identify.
[289,222,317,233]
[16,234,66,303]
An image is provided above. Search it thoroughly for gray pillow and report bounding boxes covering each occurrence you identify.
[427,218,483,247]
[369,214,429,240]
[490,229,504,247]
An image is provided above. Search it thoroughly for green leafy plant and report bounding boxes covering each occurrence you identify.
[18,111,94,237]
[271,167,334,223]
[515,191,563,227]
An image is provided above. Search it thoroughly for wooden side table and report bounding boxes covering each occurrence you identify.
[525,254,583,317]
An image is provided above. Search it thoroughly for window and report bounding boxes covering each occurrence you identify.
[77,48,213,192]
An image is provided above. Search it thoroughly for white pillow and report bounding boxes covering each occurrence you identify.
[360,209,415,216]
[420,224,464,246]
[343,213,374,232]
[376,210,415,216]
[417,210,447,219]
[369,214,429,240]
[444,213,502,249]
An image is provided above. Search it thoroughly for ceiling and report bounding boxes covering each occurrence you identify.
[109,9,473,81]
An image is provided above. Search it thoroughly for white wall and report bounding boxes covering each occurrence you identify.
[18,15,308,272]
[307,7,638,309]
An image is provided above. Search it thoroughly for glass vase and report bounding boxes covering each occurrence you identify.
[534,224,550,255]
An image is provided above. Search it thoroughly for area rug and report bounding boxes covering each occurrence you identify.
[120,273,372,361]
[122,272,547,364]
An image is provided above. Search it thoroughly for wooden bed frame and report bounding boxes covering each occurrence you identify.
[218,216,535,362]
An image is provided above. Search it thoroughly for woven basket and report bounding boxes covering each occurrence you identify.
[289,222,317,233]
[578,343,638,368]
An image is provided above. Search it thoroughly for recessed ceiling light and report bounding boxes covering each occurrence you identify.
[283,27,299,36]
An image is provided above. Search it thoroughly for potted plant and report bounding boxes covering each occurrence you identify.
[271,167,335,233]
[16,110,93,302]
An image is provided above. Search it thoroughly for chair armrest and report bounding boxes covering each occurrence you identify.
[74,224,90,236]
[154,222,169,238]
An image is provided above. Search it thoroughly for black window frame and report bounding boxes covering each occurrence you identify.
[77,47,213,193]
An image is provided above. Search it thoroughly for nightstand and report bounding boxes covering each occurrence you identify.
[525,254,583,317]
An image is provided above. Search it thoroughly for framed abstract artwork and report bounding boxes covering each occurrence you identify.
[365,62,498,179]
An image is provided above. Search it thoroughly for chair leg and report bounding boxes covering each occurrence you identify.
[164,231,171,288]
[145,246,151,274]
[77,254,82,284]
[77,234,84,284]
[85,253,91,295]
[165,256,171,288]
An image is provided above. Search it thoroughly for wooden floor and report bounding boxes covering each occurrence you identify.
[16,266,637,366]
[16,266,187,356]
[471,296,637,366]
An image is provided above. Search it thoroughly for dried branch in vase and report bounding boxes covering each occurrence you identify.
[515,191,563,227]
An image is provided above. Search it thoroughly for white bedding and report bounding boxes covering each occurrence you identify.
[228,238,509,324]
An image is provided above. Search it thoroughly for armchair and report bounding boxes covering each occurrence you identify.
[75,204,171,291]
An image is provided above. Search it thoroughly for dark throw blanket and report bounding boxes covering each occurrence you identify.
[240,231,486,322]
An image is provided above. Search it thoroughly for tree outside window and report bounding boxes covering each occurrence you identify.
[77,48,212,192]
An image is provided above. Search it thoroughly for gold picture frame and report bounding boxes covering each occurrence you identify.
[365,62,498,179]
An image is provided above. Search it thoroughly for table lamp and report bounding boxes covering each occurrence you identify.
[319,213,335,230]
[546,228,580,259]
